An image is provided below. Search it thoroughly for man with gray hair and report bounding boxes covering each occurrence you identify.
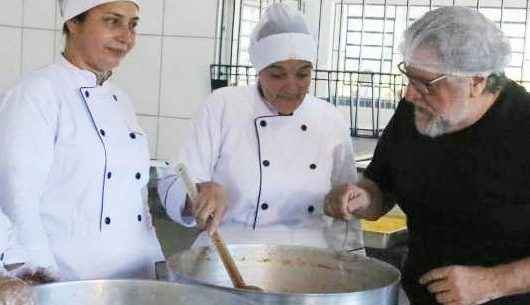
[325,6,530,305]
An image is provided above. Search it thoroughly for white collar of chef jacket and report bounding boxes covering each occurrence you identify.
[58,55,112,87]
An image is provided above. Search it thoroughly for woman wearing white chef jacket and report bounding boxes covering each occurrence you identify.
[0,0,164,280]
[160,3,363,251]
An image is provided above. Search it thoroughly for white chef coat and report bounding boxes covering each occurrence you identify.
[0,211,25,269]
[160,84,363,251]
[0,56,164,280]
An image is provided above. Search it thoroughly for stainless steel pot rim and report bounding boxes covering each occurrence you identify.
[167,244,401,298]
[34,279,183,288]
[169,244,402,297]
[174,273,402,297]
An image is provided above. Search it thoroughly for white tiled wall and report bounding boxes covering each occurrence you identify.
[0,27,22,89]
[0,0,218,161]
[159,36,214,118]
[114,35,163,116]
[21,29,56,74]
[24,0,57,29]
[157,117,192,161]
[164,0,218,38]
[0,2,23,26]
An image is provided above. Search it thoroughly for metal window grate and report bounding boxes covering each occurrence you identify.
[216,0,530,138]
[211,64,406,138]
[333,1,530,84]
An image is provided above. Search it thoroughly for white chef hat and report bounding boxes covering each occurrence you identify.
[249,3,317,73]
[59,0,140,23]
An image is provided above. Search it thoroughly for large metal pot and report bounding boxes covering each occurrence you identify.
[32,280,255,305]
[166,244,401,305]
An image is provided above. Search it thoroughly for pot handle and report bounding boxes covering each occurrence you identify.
[155,261,168,280]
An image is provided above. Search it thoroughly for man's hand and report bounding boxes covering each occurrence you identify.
[189,182,228,235]
[323,183,370,220]
[420,265,501,305]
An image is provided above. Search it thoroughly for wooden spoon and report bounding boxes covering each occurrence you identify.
[176,163,263,292]
[210,230,262,291]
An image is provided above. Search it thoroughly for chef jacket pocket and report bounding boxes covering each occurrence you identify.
[125,119,149,153]
[124,115,146,135]
[124,119,151,184]
[128,130,146,143]
[127,124,146,138]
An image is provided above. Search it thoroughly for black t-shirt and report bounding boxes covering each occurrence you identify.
[364,80,530,305]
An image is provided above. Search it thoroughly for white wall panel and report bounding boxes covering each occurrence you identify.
[114,35,163,116]
[22,29,55,74]
[156,117,191,160]
[0,27,22,92]
[24,0,56,29]
[164,0,218,37]
[160,36,214,118]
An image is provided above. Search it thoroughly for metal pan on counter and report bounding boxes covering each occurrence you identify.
[165,244,401,305]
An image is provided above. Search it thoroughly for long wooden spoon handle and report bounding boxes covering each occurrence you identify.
[176,163,247,289]
[211,231,246,288]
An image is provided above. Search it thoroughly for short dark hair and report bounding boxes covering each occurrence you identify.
[62,12,88,36]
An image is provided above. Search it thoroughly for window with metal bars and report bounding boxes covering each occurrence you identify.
[218,0,305,68]
[213,0,404,137]
[212,0,530,138]
[333,1,530,89]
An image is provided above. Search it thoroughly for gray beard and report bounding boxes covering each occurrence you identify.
[414,107,451,138]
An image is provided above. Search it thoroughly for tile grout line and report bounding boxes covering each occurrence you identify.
[19,0,25,77]
[53,1,58,61]
[0,24,216,40]
[137,113,192,120]
[155,0,167,159]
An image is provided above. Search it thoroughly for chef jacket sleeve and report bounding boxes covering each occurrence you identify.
[0,79,60,274]
[0,211,27,266]
[157,165,195,227]
[158,91,224,227]
[0,212,11,263]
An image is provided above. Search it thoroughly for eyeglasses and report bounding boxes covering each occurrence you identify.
[397,61,447,95]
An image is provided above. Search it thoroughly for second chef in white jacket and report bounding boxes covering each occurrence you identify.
[161,3,363,251]
[0,0,164,280]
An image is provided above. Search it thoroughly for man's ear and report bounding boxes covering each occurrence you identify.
[470,76,487,97]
